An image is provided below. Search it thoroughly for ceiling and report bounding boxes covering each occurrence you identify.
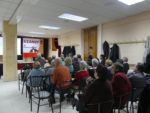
[0,0,150,38]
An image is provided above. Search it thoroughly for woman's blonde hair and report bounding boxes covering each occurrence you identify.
[33,61,41,69]
[105,59,112,66]
[65,57,72,65]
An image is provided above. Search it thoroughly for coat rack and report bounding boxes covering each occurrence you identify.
[61,44,80,47]
[109,40,146,45]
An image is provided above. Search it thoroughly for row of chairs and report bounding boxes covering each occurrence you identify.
[18,68,146,113]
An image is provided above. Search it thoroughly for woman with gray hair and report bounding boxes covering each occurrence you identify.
[74,61,89,86]
[92,58,99,69]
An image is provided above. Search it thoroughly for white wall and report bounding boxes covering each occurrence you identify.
[49,30,84,58]
[102,11,150,64]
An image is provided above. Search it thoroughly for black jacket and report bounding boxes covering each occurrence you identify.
[103,41,110,59]
[110,44,120,63]
[123,63,129,74]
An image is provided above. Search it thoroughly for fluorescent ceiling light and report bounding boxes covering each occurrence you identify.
[58,13,88,22]
[29,32,45,35]
[118,0,145,5]
[39,25,60,30]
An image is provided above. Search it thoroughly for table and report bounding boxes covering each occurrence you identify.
[0,62,33,76]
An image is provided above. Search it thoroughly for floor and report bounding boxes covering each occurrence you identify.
[0,78,137,113]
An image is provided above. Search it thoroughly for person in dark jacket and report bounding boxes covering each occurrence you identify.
[128,63,146,103]
[100,54,106,66]
[111,62,132,107]
[123,57,129,74]
[105,59,113,81]
[137,76,150,113]
[103,41,110,59]
[87,55,93,66]
[78,64,113,113]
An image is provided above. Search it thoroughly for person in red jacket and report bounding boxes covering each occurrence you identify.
[111,62,132,107]
[74,61,89,86]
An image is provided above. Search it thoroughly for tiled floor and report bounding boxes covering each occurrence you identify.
[0,79,137,113]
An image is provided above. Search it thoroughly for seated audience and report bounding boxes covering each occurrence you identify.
[52,58,72,102]
[72,57,80,77]
[100,54,106,65]
[77,54,82,63]
[74,61,89,86]
[78,63,113,113]
[87,55,93,66]
[128,63,146,100]
[123,57,129,74]
[46,60,55,77]
[105,59,113,81]
[35,53,46,68]
[116,59,123,64]
[111,62,132,107]
[44,60,51,68]
[65,57,74,73]
[88,58,99,78]
[26,61,45,93]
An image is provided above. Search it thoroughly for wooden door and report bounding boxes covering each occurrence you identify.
[84,26,97,61]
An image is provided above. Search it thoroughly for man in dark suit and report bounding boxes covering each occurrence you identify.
[30,46,38,53]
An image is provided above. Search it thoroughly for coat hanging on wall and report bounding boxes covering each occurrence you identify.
[103,41,110,59]
[110,44,120,62]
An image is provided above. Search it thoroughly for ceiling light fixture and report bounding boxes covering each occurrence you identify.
[29,32,45,35]
[118,0,145,5]
[58,13,88,22]
[39,25,60,30]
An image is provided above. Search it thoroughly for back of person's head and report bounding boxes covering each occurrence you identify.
[136,63,144,73]
[33,61,41,69]
[92,58,99,67]
[123,57,128,62]
[73,57,78,62]
[48,57,52,64]
[88,55,93,60]
[116,59,123,64]
[37,53,42,58]
[61,57,65,61]
[112,62,124,73]
[80,61,88,69]
[55,58,62,67]
[100,54,105,60]
[51,60,55,66]
[77,54,81,59]
[105,59,113,67]
[96,63,107,81]
[65,57,72,66]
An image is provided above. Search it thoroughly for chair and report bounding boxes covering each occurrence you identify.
[78,78,88,94]
[28,75,53,113]
[87,100,113,113]
[55,80,72,113]
[18,68,31,97]
[113,93,131,113]
[129,79,146,113]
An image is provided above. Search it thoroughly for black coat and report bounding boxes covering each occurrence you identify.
[103,41,110,59]
[110,44,120,63]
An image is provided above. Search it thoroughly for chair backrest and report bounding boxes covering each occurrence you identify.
[87,100,113,113]
[130,78,146,101]
[78,78,88,93]
[114,92,131,109]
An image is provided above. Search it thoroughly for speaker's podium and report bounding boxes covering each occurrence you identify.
[23,53,37,62]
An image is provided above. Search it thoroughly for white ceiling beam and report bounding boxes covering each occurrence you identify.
[9,0,40,24]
